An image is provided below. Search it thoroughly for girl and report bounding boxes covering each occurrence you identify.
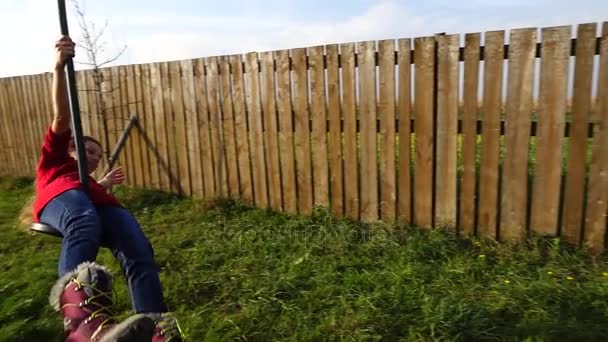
[28,36,183,342]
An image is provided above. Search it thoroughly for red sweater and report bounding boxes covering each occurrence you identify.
[33,126,121,222]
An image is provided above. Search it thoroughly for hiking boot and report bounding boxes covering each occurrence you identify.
[145,312,184,342]
[49,261,155,342]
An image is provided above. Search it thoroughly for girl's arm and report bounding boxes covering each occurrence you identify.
[37,37,76,172]
[51,36,75,135]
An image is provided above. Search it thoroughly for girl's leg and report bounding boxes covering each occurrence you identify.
[39,189,103,277]
[97,205,169,313]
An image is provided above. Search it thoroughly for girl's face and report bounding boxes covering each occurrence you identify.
[69,140,103,173]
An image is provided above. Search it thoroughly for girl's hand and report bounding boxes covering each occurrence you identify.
[100,167,125,189]
[55,36,75,69]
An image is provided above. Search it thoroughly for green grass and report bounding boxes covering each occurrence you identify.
[2,176,608,341]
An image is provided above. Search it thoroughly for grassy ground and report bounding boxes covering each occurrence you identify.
[2,177,608,341]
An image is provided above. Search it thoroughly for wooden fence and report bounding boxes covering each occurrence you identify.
[1,22,607,252]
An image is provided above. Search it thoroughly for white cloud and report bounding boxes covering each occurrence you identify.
[122,1,430,65]
[0,0,606,77]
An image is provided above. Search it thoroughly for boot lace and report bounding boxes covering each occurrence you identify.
[61,278,115,337]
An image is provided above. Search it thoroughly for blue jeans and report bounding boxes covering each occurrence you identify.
[39,189,168,313]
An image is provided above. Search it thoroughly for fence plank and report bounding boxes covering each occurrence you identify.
[36,74,50,153]
[358,41,379,222]
[435,34,460,229]
[478,31,505,238]
[104,68,119,173]
[275,50,297,213]
[44,73,54,124]
[260,51,283,211]
[181,59,205,197]
[88,70,101,179]
[500,28,537,242]
[119,66,136,188]
[9,77,30,174]
[114,68,125,175]
[76,72,91,146]
[44,73,55,164]
[292,48,314,215]
[0,79,15,175]
[34,74,48,135]
[194,59,215,198]
[530,26,571,236]
[18,77,36,172]
[28,75,45,162]
[20,77,36,173]
[18,76,34,173]
[28,75,43,170]
[397,39,412,223]
[0,78,18,172]
[169,61,192,195]
[245,53,268,207]
[97,70,110,179]
[562,23,597,245]
[133,64,151,188]
[30,74,45,166]
[160,62,180,193]
[36,73,52,156]
[583,23,608,253]
[378,39,397,222]
[45,73,54,124]
[107,67,122,177]
[342,43,359,220]
[0,87,8,175]
[114,68,127,183]
[115,68,128,182]
[219,56,240,198]
[1,78,18,174]
[144,64,161,189]
[30,74,45,168]
[414,37,435,227]
[125,65,145,189]
[7,78,22,174]
[327,44,343,217]
[230,55,253,203]
[40,73,54,165]
[309,46,330,208]
[118,67,135,186]
[85,71,103,181]
[140,63,161,189]
[460,33,481,236]
[206,57,228,198]
[116,67,128,174]
[13,77,34,173]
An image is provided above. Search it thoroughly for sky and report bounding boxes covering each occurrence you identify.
[0,0,606,77]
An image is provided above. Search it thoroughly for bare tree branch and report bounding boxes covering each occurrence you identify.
[74,61,100,67]
[69,0,129,158]
[97,46,128,67]
[92,20,109,47]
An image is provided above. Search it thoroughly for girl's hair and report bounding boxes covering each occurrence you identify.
[68,136,102,150]
[18,195,35,230]
[18,135,102,230]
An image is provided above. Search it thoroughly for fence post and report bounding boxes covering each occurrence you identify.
[433,32,446,228]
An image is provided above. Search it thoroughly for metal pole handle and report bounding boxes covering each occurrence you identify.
[57,0,89,192]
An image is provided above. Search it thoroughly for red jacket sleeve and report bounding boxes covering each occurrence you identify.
[37,126,72,173]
